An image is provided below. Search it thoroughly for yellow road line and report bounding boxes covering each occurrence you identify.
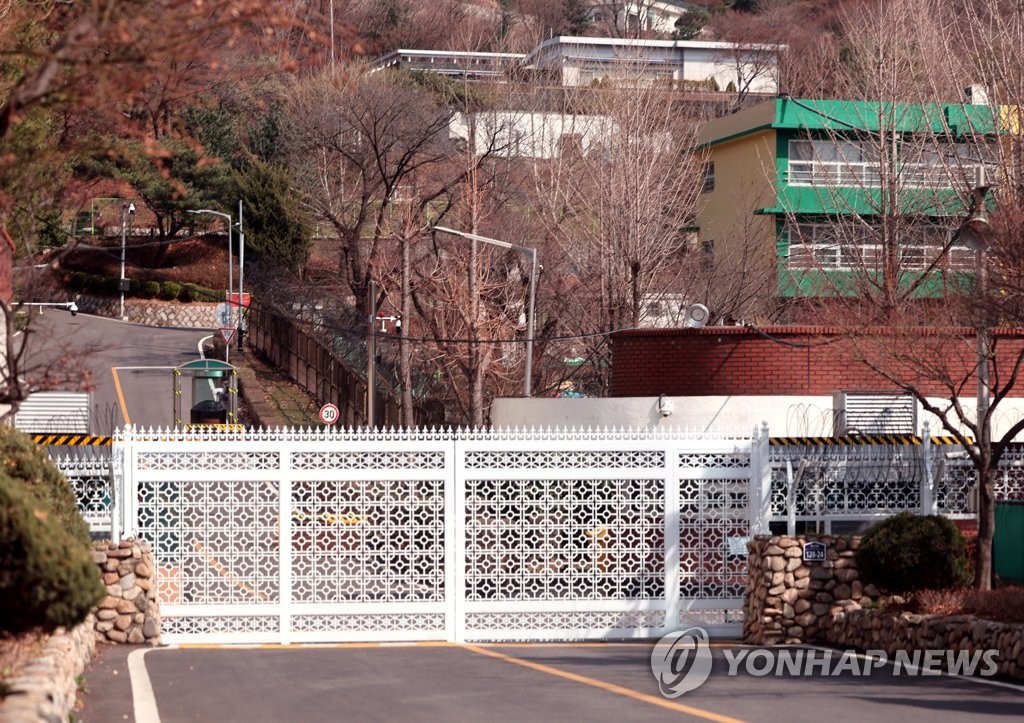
[112,367,131,425]
[463,644,744,723]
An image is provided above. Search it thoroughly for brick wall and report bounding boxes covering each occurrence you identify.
[610,326,1024,397]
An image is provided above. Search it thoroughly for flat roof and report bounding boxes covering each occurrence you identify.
[697,97,1000,148]
[523,35,781,66]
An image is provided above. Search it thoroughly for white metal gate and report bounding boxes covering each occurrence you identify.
[117,427,757,644]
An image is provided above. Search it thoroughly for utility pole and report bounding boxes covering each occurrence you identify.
[367,281,377,428]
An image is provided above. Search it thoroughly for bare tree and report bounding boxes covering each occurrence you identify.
[528,67,710,393]
[770,0,1024,589]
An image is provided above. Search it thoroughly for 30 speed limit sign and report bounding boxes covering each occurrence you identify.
[319,403,340,425]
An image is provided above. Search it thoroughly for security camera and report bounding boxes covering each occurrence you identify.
[68,302,78,316]
[657,394,673,418]
[128,203,136,214]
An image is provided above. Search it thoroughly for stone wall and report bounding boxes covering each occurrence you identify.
[0,617,96,723]
[92,539,161,645]
[826,609,1024,681]
[744,534,882,645]
[0,540,160,722]
[72,294,218,328]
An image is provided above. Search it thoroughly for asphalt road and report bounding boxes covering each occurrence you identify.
[77,642,1024,723]
[22,310,216,433]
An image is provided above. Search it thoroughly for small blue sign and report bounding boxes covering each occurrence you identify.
[802,541,827,562]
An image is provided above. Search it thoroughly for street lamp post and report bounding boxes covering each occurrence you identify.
[119,202,135,319]
[237,200,245,352]
[187,209,233,362]
[431,225,538,397]
[957,165,995,431]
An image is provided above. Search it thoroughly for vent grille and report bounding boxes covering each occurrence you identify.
[833,391,916,435]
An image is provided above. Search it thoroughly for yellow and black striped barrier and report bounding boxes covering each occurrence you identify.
[31,434,113,446]
[770,435,971,446]
[184,424,245,432]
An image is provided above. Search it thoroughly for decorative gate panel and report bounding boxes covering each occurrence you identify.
[677,447,750,633]
[119,428,753,644]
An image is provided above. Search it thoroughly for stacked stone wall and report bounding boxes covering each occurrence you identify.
[0,618,96,722]
[71,295,217,328]
[744,534,881,644]
[745,532,1024,681]
[826,609,1024,681]
[92,539,161,644]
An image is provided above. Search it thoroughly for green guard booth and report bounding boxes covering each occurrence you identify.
[173,359,238,428]
[994,500,1024,585]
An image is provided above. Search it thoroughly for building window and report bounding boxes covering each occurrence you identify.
[701,239,715,268]
[701,162,715,193]
[788,140,880,187]
[784,222,973,272]
[789,138,997,189]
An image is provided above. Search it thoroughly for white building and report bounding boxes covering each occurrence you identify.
[369,36,781,97]
[449,111,617,160]
[369,49,526,81]
[523,36,778,94]
[588,0,700,36]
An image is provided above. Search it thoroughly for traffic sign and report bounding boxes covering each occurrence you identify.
[219,327,236,345]
[214,302,232,327]
[319,403,340,425]
[228,292,252,308]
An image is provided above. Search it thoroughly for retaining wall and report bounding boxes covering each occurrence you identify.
[0,539,160,722]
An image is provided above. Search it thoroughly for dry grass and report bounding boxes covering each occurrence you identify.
[911,586,1024,624]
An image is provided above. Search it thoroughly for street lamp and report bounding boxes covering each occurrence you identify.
[119,202,135,319]
[237,200,245,352]
[187,209,233,363]
[957,165,995,434]
[431,225,539,397]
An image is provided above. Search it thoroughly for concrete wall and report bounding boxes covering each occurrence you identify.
[491,394,1024,439]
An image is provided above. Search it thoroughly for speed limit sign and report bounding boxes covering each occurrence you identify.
[319,403,340,425]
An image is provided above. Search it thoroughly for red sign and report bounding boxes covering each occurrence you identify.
[227,292,252,308]
[219,328,236,344]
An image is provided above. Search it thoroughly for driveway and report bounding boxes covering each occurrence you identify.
[78,642,1024,723]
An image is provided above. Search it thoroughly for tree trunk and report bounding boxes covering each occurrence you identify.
[974,467,995,590]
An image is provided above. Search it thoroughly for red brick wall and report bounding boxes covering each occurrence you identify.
[610,326,1024,397]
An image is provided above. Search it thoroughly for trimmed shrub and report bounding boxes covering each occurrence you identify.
[69,271,89,290]
[0,427,103,633]
[179,284,197,303]
[856,513,971,593]
[0,475,104,633]
[161,281,182,300]
[141,281,161,298]
[99,275,121,295]
[0,426,90,546]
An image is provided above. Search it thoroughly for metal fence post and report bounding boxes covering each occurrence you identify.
[750,422,772,535]
[664,435,680,635]
[921,420,935,515]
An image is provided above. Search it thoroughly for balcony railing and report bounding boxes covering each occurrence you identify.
[788,161,992,190]
[785,241,975,272]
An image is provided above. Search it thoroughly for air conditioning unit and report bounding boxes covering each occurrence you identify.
[833,391,917,435]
